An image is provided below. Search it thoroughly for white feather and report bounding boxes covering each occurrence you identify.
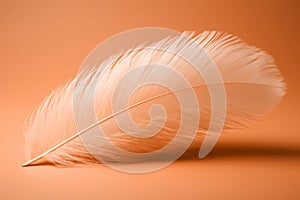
[24,31,286,166]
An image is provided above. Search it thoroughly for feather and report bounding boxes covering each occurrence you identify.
[23,31,286,167]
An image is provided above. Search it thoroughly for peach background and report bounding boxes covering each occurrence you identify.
[0,0,299,199]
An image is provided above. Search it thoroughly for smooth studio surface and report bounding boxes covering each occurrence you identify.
[0,0,299,199]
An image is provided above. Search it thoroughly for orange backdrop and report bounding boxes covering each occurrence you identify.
[0,0,299,199]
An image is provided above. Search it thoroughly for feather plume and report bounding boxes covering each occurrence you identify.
[23,31,286,167]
